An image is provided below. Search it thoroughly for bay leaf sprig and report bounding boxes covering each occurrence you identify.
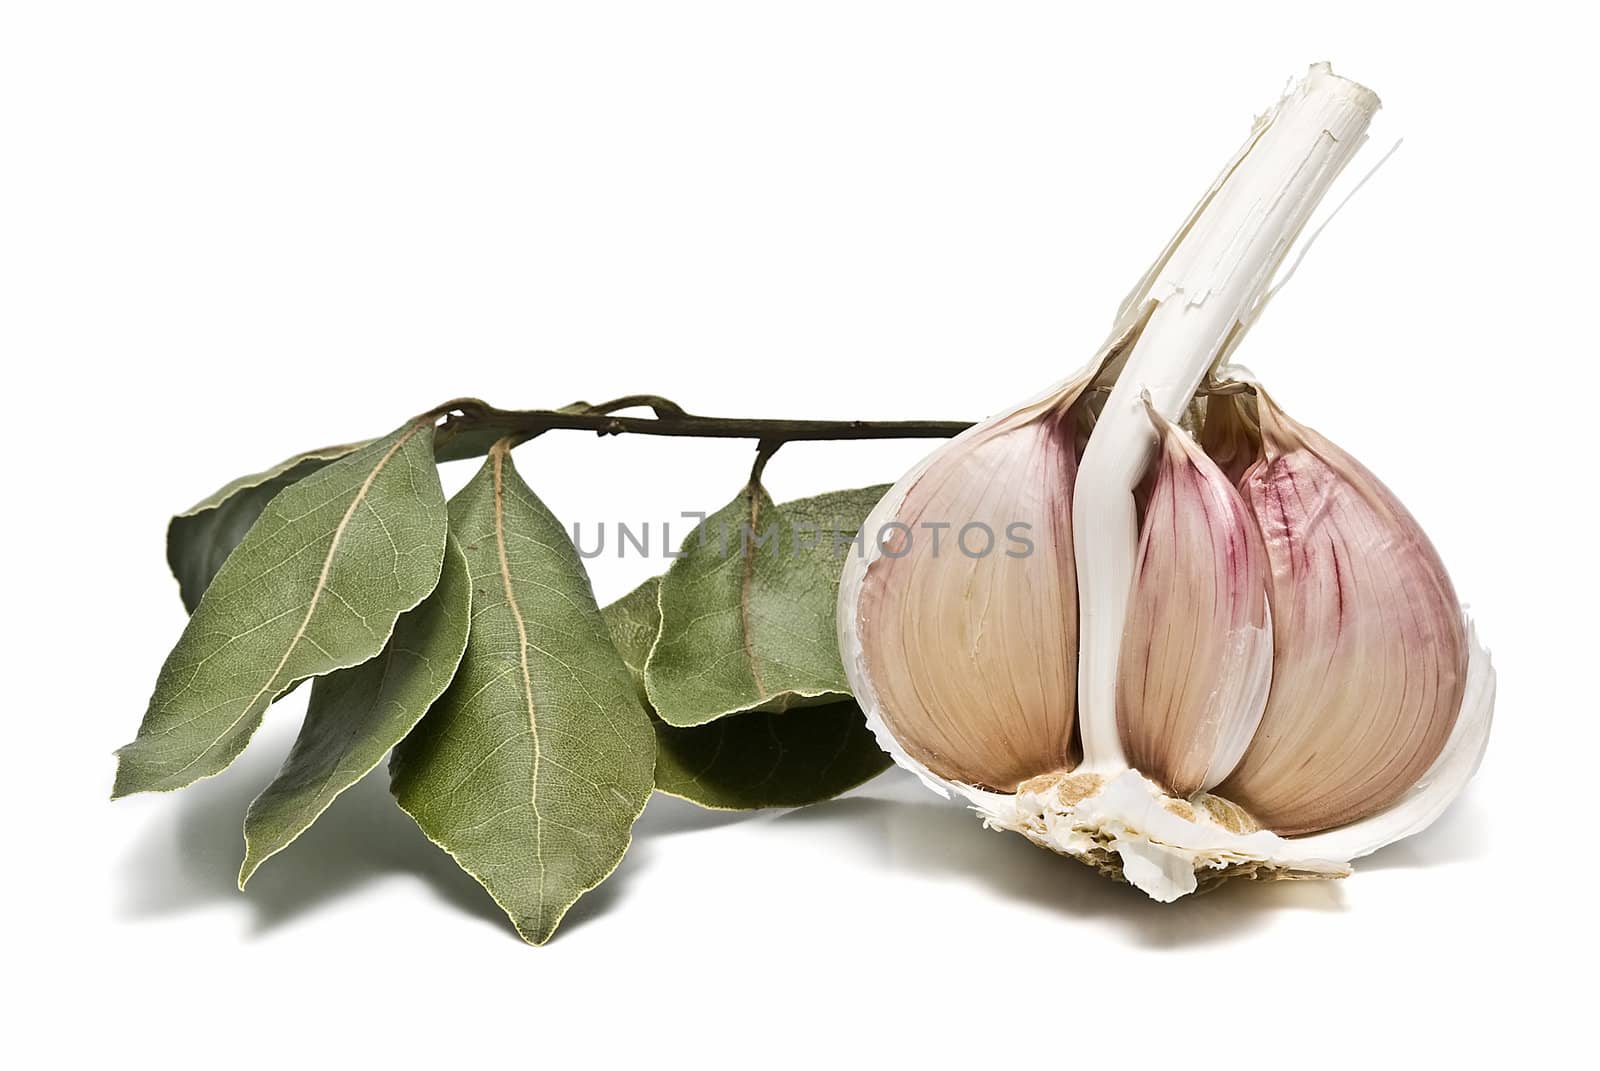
[118,395,970,944]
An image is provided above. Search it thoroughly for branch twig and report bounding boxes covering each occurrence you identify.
[428,396,975,462]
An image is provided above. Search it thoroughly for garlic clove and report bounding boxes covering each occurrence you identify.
[1116,401,1272,798]
[852,387,1086,792]
[1217,392,1470,835]
[1288,616,1495,860]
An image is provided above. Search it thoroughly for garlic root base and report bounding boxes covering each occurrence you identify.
[906,615,1493,904]
[964,770,1351,902]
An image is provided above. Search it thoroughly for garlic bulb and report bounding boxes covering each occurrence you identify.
[837,64,1495,901]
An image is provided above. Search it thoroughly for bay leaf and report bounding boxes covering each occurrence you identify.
[646,484,888,727]
[238,534,473,886]
[602,577,890,809]
[114,419,448,797]
[390,446,654,946]
[167,441,369,612]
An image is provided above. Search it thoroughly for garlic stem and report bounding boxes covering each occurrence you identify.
[1072,64,1380,772]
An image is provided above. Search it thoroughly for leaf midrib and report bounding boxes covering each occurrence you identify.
[739,486,767,696]
[492,447,546,923]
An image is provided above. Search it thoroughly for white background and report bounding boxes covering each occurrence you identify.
[4,2,1594,1065]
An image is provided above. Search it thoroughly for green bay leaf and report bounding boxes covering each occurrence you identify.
[645,484,888,727]
[167,441,369,612]
[114,419,448,797]
[602,576,890,809]
[391,447,654,946]
[238,533,473,886]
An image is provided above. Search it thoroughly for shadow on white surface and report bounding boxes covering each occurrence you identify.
[553,794,750,936]
[771,769,1490,948]
[1345,789,1489,872]
[115,728,759,942]
[116,730,1487,946]
[116,744,509,937]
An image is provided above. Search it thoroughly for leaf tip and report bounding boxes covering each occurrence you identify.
[109,751,143,800]
[515,915,558,946]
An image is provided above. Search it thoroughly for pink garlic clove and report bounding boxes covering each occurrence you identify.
[1116,401,1273,799]
[1218,392,1469,835]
